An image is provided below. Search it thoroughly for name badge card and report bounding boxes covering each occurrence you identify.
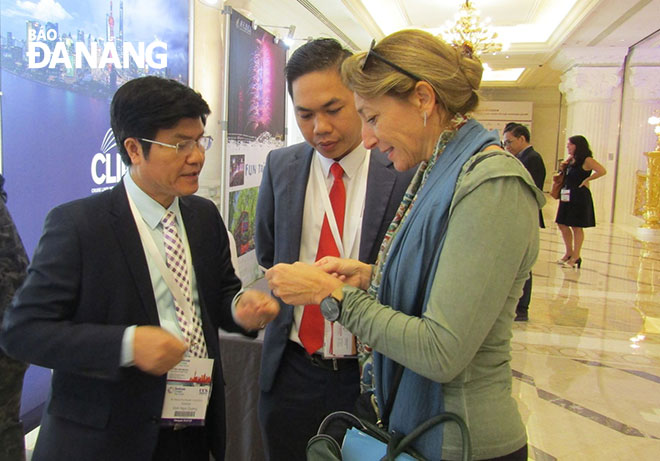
[323,322,357,358]
[560,188,570,202]
[161,358,214,426]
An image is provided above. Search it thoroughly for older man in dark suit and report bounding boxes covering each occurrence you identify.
[0,76,279,461]
[255,38,414,461]
[503,122,546,321]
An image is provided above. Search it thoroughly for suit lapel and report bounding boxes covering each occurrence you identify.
[285,146,314,263]
[360,152,397,261]
[110,182,160,325]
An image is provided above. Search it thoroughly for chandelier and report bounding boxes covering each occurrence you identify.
[442,0,503,56]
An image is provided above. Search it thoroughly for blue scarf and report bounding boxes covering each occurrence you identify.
[375,119,499,458]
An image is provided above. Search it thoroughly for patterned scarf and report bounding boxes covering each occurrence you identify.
[358,113,469,392]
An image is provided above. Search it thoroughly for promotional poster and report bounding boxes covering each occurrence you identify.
[226,10,286,284]
[0,0,189,257]
[0,0,190,431]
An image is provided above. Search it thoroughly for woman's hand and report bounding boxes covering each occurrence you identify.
[582,156,607,185]
[265,262,344,305]
[315,257,373,290]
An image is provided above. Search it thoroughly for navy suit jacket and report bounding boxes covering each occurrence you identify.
[517,146,546,228]
[0,182,249,461]
[255,143,414,392]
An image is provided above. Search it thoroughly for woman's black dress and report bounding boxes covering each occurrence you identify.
[555,164,596,227]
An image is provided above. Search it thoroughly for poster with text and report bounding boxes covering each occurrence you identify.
[226,10,286,284]
[473,101,533,137]
[0,0,189,257]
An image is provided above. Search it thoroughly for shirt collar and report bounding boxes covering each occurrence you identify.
[124,171,181,230]
[316,143,368,180]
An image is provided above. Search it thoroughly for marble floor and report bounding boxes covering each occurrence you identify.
[513,198,660,460]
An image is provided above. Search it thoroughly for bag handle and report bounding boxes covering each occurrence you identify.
[387,412,472,461]
[378,363,404,428]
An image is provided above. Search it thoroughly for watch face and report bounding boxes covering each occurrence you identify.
[320,296,341,322]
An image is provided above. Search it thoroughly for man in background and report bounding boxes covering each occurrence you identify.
[0,174,29,461]
[503,122,546,321]
[1,76,279,461]
[255,38,414,460]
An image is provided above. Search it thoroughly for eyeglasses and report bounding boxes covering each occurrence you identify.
[361,39,423,82]
[502,139,513,147]
[140,136,213,155]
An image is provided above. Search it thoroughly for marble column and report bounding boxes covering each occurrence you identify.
[559,66,622,224]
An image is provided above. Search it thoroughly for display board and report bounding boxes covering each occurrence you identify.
[225,9,287,284]
[473,101,533,136]
[0,0,190,433]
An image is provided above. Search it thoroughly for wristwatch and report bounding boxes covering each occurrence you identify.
[320,285,345,322]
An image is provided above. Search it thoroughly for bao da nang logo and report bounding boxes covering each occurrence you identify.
[90,129,127,193]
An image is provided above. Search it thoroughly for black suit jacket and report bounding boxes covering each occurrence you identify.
[0,182,248,461]
[255,143,414,392]
[517,146,546,228]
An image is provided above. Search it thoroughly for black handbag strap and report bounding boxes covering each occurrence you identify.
[389,412,472,461]
[378,363,404,428]
[379,364,472,461]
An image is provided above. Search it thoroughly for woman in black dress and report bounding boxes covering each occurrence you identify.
[555,135,607,268]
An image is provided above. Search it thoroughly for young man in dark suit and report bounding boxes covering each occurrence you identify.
[0,76,279,461]
[503,122,546,321]
[255,38,414,460]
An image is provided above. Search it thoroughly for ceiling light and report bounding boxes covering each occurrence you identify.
[482,64,524,82]
[442,0,503,55]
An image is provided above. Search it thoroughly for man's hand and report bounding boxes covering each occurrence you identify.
[133,326,187,376]
[266,262,344,306]
[235,289,280,331]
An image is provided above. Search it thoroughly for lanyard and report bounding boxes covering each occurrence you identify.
[313,150,370,259]
[125,191,196,324]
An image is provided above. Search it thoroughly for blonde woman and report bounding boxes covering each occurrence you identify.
[267,30,544,460]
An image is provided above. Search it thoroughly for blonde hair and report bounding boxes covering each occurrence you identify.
[341,29,483,115]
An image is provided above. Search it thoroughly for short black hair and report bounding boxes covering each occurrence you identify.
[503,122,530,142]
[110,76,211,166]
[285,38,352,98]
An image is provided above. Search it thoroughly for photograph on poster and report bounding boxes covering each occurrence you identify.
[229,154,245,187]
[228,188,258,257]
[225,9,286,284]
[0,0,189,257]
[227,11,286,141]
[0,0,189,99]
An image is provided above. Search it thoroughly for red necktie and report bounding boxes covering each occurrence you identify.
[299,162,345,354]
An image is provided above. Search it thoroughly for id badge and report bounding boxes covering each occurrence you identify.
[323,320,357,358]
[161,357,213,426]
[560,188,570,202]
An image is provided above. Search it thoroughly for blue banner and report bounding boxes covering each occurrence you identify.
[1,0,190,257]
[0,0,190,432]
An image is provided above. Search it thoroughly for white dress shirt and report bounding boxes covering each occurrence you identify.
[289,145,371,345]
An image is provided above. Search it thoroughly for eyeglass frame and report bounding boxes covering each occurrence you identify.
[139,135,213,155]
[361,39,424,82]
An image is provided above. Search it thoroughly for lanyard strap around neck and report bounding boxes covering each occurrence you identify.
[313,150,369,258]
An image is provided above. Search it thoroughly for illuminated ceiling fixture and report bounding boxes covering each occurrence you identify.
[442,0,503,56]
